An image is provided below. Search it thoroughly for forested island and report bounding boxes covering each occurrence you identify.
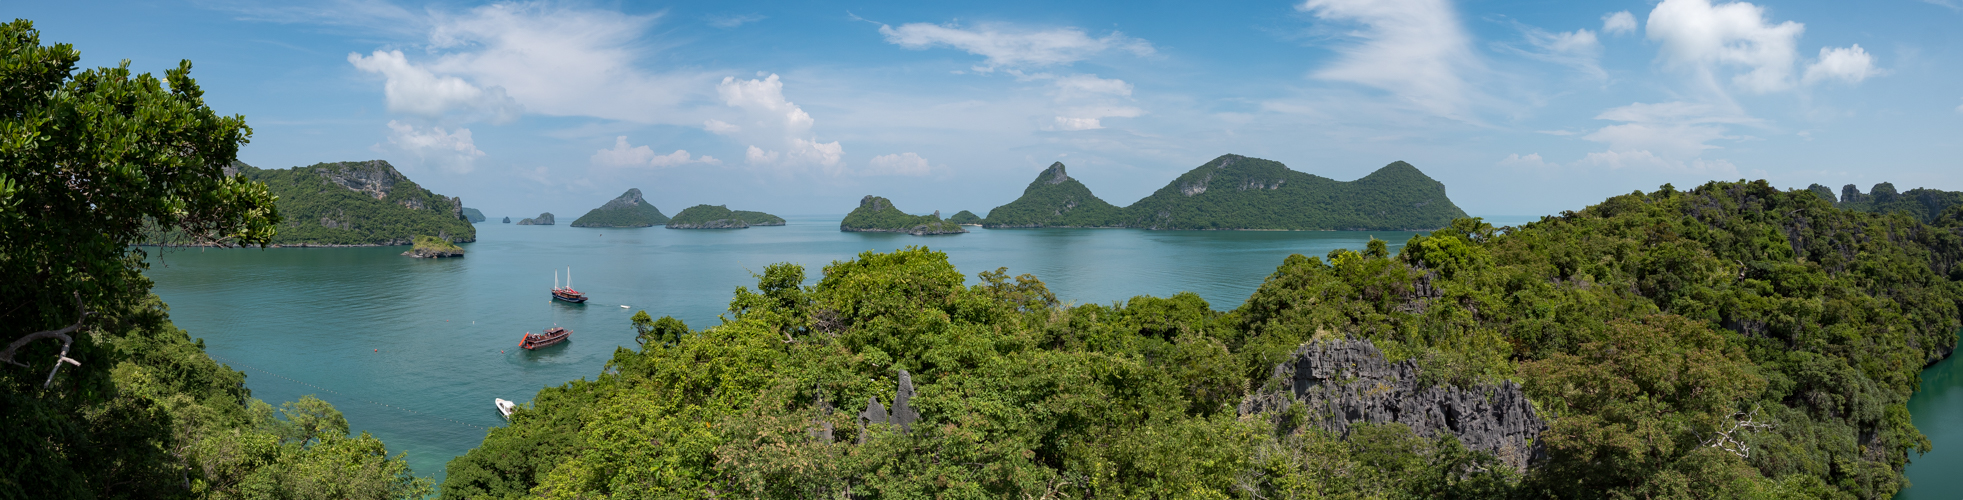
[183,160,476,246]
[839,195,967,235]
[516,212,554,225]
[569,188,669,227]
[980,155,1468,230]
[444,181,1963,499]
[948,210,983,225]
[460,207,486,223]
[665,204,785,229]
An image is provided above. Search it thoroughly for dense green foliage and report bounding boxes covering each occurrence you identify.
[980,162,1127,228]
[461,207,486,223]
[447,180,1963,499]
[1,20,425,498]
[570,188,669,228]
[409,235,464,256]
[1121,155,1468,230]
[231,161,475,246]
[840,196,965,234]
[947,210,982,225]
[1836,182,1963,224]
[665,204,783,228]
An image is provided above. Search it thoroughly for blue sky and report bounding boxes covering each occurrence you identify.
[19,0,1963,218]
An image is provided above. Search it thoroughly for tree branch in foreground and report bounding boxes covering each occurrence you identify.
[1,292,91,387]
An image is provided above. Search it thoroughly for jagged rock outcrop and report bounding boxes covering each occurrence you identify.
[516,213,555,225]
[1240,340,1545,471]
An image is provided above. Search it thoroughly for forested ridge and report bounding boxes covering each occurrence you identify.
[443,180,1963,499]
[230,161,475,246]
[570,188,669,228]
[981,154,1469,230]
[665,204,783,228]
[1815,182,1963,224]
[840,196,966,235]
[2,20,426,498]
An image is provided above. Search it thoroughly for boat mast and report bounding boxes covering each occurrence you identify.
[567,266,573,290]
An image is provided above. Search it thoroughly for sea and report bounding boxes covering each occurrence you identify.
[139,215,1963,497]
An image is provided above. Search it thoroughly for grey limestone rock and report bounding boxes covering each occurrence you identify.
[857,396,888,444]
[1042,162,1070,185]
[1239,339,1547,471]
[892,370,920,434]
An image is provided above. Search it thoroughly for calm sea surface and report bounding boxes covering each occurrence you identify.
[139,214,1963,496]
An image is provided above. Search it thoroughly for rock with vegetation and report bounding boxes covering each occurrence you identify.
[981,162,1127,228]
[402,235,464,258]
[1122,154,1468,230]
[840,196,967,235]
[220,160,476,246]
[948,210,982,225]
[666,204,784,229]
[516,212,555,225]
[1,21,427,498]
[443,180,1963,499]
[570,188,669,227]
[1836,182,1963,223]
[502,216,511,223]
[461,207,486,223]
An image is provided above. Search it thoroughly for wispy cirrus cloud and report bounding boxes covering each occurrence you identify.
[878,22,1153,71]
[1296,0,1483,120]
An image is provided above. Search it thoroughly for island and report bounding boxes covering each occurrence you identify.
[461,207,487,223]
[216,160,475,246]
[502,216,511,223]
[569,188,669,227]
[976,154,1468,231]
[665,205,785,229]
[948,210,983,225]
[516,212,555,225]
[401,235,464,258]
[840,196,967,235]
[980,162,1126,228]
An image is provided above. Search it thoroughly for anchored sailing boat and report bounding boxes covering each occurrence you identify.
[519,326,571,350]
[551,266,588,303]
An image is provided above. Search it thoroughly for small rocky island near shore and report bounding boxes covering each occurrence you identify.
[665,204,786,229]
[570,188,669,227]
[402,235,464,258]
[516,212,555,225]
[840,195,967,235]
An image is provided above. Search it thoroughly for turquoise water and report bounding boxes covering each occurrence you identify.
[141,216,1431,482]
[1903,345,1963,499]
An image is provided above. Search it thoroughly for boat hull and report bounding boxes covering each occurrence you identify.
[520,327,572,350]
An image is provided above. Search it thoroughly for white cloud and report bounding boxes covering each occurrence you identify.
[716,74,814,134]
[1602,11,1637,35]
[706,13,764,28]
[1578,150,1741,176]
[745,139,844,171]
[703,119,741,134]
[1802,44,1878,85]
[1297,0,1479,119]
[1053,74,1133,99]
[1045,74,1143,131]
[1510,26,1605,79]
[414,3,711,123]
[1645,0,1805,94]
[878,22,1153,70]
[383,120,485,173]
[865,153,935,176]
[1584,101,1753,159]
[1498,153,1555,169]
[347,50,521,122]
[590,136,719,168]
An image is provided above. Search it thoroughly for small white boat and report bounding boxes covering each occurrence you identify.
[494,398,516,420]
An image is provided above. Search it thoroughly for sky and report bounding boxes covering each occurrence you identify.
[18,0,1963,218]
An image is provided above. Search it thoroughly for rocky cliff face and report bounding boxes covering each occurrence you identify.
[517,212,555,225]
[1240,340,1546,471]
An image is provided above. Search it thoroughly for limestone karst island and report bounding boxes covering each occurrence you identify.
[10,4,1963,500]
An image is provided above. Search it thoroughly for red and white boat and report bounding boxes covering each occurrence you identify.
[520,326,571,350]
[552,267,588,303]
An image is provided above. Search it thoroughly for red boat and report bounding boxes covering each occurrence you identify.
[520,326,571,350]
[552,267,588,303]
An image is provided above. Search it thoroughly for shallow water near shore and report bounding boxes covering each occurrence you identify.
[142,215,1449,483]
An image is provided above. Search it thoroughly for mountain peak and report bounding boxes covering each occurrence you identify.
[1043,162,1070,185]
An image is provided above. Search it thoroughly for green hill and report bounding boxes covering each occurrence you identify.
[1121,155,1467,230]
[666,205,785,229]
[461,207,486,223]
[981,162,1126,228]
[233,160,474,245]
[1835,182,1963,223]
[948,210,983,225]
[570,188,669,227]
[841,196,967,235]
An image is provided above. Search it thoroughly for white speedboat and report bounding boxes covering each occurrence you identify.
[494,398,516,420]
